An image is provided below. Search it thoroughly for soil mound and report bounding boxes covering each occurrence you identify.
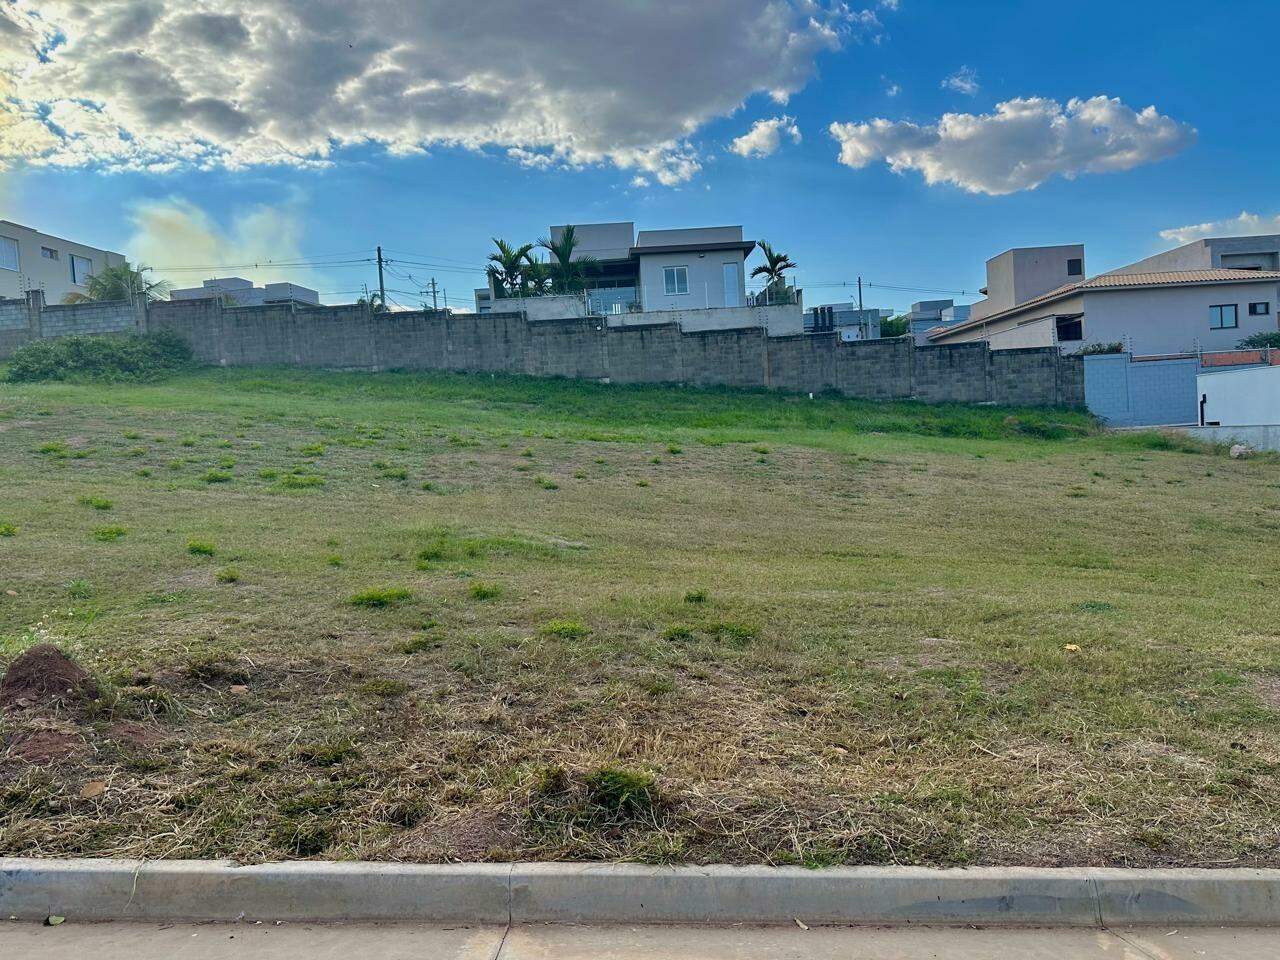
[0,644,101,713]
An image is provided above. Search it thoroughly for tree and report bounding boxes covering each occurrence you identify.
[750,241,797,287]
[1238,331,1280,349]
[537,225,598,294]
[486,238,535,298]
[880,314,909,338]
[62,261,170,304]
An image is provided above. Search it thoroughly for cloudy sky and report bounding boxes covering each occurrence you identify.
[0,0,1275,310]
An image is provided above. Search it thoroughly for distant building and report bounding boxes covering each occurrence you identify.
[927,239,1280,356]
[170,277,320,307]
[806,303,892,339]
[908,300,972,344]
[0,220,127,304]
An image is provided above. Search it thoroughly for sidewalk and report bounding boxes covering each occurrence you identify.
[4,921,1276,959]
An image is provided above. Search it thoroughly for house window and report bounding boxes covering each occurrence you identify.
[1209,304,1238,330]
[663,265,689,296]
[1055,315,1084,342]
[0,236,17,272]
[41,246,59,260]
[1066,258,1083,277]
[1248,301,1271,316]
[70,254,93,285]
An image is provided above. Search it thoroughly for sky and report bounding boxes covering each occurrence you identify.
[0,0,1277,314]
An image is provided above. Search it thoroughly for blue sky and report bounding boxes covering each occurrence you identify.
[1,0,1277,313]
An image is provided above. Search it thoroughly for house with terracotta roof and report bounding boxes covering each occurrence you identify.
[926,239,1280,356]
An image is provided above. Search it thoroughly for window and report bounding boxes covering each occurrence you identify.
[1066,257,1083,277]
[0,236,17,272]
[1248,301,1271,316]
[41,246,59,261]
[663,265,689,296]
[1055,315,1084,342]
[1209,304,1238,330]
[70,254,93,285]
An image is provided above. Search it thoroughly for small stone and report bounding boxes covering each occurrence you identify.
[228,684,249,695]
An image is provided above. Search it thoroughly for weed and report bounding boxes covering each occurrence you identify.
[258,468,280,480]
[349,587,412,608]
[684,589,708,604]
[186,540,216,556]
[77,495,113,511]
[277,473,324,489]
[635,479,650,487]
[584,766,659,816]
[293,740,359,766]
[399,635,439,654]
[202,469,233,484]
[66,579,93,599]
[711,621,758,647]
[535,475,559,490]
[0,523,16,537]
[541,618,589,639]
[468,581,502,601]
[92,526,127,542]
[662,625,695,641]
[326,554,344,567]
[667,445,683,455]
[216,567,240,584]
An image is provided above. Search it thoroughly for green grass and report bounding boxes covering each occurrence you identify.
[0,365,1277,869]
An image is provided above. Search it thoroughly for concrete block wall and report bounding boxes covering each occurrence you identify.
[139,298,1083,408]
[1082,353,1199,426]
[38,299,144,339]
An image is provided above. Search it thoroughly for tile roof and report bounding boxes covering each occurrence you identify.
[928,269,1280,339]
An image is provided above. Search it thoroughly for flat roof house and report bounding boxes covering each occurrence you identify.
[0,220,126,304]
[926,238,1280,356]
[170,277,320,307]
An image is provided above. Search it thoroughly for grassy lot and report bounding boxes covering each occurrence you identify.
[2,367,1280,867]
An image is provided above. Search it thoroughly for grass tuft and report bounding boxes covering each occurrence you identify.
[349,586,412,608]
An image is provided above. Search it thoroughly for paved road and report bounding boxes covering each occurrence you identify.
[3,921,1276,958]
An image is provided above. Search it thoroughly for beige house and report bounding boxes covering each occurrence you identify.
[0,220,126,304]
[928,238,1280,356]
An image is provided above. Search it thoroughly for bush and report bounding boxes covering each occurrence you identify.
[584,766,659,816]
[1238,331,1280,349]
[1072,341,1125,355]
[5,330,193,383]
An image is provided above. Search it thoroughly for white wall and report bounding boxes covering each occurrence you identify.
[986,315,1056,350]
[1199,365,1280,426]
[932,293,1086,346]
[609,302,803,336]
[1082,283,1279,355]
[490,293,590,319]
[637,251,746,311]
[0,221,126,303]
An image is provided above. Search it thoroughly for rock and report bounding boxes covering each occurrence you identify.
[1230,444,1252,460]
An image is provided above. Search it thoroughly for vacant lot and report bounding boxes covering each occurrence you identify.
[2,368,1279,867]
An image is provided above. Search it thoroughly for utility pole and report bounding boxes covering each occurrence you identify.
[376,246,386,309]
[857,275,864,313]
[428,277,439,311]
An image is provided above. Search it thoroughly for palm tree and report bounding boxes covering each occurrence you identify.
[537,225,598,294]
[62,261,170,304]
[486,238,535,298]
[750,241,797,291]
[523,257,553,296]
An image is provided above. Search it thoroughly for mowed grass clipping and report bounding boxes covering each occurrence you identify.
[0,366,1278,869]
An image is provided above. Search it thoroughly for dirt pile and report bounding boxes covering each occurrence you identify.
[0,644,101,714]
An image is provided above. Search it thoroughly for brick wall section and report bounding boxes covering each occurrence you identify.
[138,298,1085,407]
[38,299,144,339]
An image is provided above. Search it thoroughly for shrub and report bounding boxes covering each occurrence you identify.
[202,469,233,484]
[77,495,113,511]
[5,330,193,383]
[535,475,559,490]
[216,566,240,583]
[187,539,216,556]
[277,473,324,489]
[92,526,127,542]
[584,766,658,816]
[1072,341,1125,355]
[1238,331,1280,349]
[349,586,412,607]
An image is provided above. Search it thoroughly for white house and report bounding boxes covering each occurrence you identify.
[170,277,320,307]
[0,220,126,304]
[926,238,1280,356]
[478,221,804,335]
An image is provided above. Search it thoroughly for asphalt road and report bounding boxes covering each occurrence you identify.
[3,921,1276,958]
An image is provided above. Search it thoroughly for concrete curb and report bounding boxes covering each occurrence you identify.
[3,859,1279,926]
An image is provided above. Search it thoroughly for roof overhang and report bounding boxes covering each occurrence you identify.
[630,240,757,258]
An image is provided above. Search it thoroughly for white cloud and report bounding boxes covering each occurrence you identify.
[1159,211,1280,246]
[941,65,979,95]
[829,95,1195,195]
[126,196,328,294]
[630,175,649,188]
[729,116,802,158]
[882,77,901,97]
[0,0,891,185]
